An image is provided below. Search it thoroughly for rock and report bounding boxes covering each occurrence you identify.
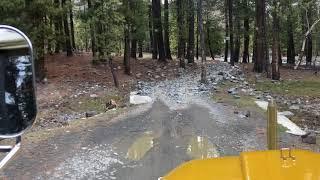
[154,75,161,79]
[106,99,117,110]
[90,94,98,98]
[130,94,152,105]
[279,111,294,117]
[245,111,251,117]
[227,88,237,94]
[136,73,142,79]
[289,105,300,110]
[238,114,246,118]
[265,95,272,99]
[301,133,316,144]
[85,111,97,118]
[147,70,153,76]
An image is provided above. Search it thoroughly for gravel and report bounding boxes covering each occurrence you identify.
[50,144,123,180]
[135,62,244,110]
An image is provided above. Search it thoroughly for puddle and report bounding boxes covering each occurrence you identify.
[187,136,219,159]
[126,131,154,161]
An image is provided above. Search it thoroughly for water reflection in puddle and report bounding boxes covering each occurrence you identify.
[187,136,219,159]
[127,131,154,161]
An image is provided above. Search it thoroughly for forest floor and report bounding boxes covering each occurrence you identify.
[34,53,180,131]
[34,53,320,146]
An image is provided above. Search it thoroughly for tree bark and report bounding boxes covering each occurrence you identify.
[198,0,207,83]
[306,8,313,66]
[224,0,229,62]
[196,8,199,60]
[206,19,214,60]
[148,5,156,56]
[62,0,73,56]
[234,3,240,63]
[131,39,137,59]
[164,0,172,60]
[54,0,62,53]
[287,11,295,65]
[234,19,240,63]
[152,0,166,62]
[124,25,131,75]
[69,0,76,50]
[306,35,313,65]
[187,0,195,63]
[228,0,234,66]
[109,57,119,88]
[242,0,249,63]
[138,40,143,58]
[271,0,280,80]
[87,0,96,59]
[177,0,186,68]
[253,0,267,73]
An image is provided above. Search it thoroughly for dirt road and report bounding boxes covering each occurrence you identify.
[0,99,271,180]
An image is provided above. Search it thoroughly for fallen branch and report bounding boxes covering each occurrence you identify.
[294,18,320,70]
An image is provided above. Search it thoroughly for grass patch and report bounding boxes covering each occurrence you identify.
[214,94,256,108]
[256,80,320,97]
[68,94,123,113]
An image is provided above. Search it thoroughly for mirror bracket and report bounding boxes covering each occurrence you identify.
[0,136,21,169]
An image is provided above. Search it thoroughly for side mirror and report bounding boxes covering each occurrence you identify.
[0,25,36,168]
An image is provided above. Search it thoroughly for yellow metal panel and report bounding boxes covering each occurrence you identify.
[241,150,320,180]
[163,157,243,180]
[163,150,320,180]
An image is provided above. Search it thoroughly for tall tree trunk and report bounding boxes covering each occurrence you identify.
[278,44,282,66]
[234,4,240,63]
[164,0,172,60]
[87,0,96,59]
[306,35,313,66]
[253,31,257,63]
[228,0,234,66]
[47,16,53,54]
[131,39,137,59]
[306,7,313,66]
[287,11,295,65]
[196,9,199,60]
[224,0,229,62]
[138,40,143,58]
[69,0,76,50]
[124,25,131,75]
[109,57,119,88]
[271,0,280,80]
[253,0,267,73]
[187,0,195,63]
[206,19,214,60]
[149,5,157,58]
[198,0,207,83]
[242,0,249,63]
[62,0,73,56]
[177,0,186,68]
[234,19,240,63]
[54,0,62,53]
[152,0,166,62]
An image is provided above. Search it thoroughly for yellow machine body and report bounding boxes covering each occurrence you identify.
[163,150,320,180]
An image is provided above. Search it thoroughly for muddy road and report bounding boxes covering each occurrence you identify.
[0,99,270,180]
